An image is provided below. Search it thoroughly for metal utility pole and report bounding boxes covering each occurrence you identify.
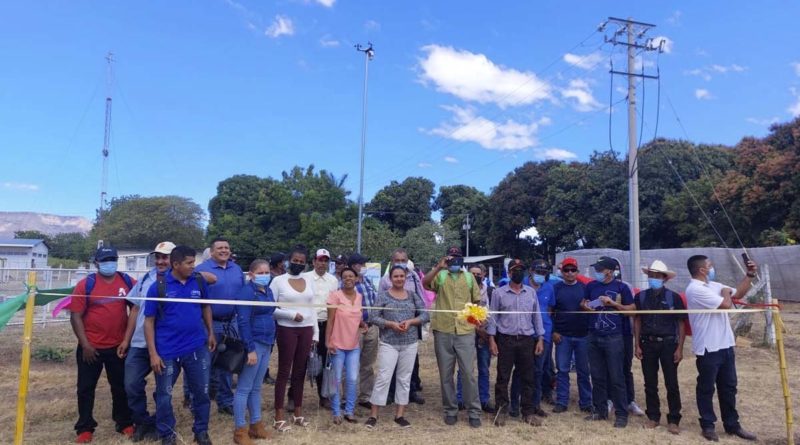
[604,17,662,289]
[462,214,471,257]
[355,43,374,254]
[100,52,114,216]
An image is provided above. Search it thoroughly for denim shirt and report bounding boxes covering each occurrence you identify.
[235,281,277,352]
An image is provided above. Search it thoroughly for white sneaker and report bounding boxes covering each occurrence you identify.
[628,401,645,416]
[607,400,613,415]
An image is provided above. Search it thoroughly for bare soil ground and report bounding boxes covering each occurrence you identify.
[1,304,798,445]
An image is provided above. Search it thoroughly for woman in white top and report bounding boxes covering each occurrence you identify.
[269,245,318,432]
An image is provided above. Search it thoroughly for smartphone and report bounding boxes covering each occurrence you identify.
[587,299,604,310]
[741,252,750,264]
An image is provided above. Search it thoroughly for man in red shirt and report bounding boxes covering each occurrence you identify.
[69,246,135,443]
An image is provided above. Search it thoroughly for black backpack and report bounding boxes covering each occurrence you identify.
[154,272,207,319]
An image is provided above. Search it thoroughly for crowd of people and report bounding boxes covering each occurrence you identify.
[67,238,761,444]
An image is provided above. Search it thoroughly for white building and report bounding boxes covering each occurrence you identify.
[0,239,49,268]
[117,250,152,272]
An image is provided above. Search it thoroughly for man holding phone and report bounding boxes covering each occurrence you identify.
[685,254,758,442]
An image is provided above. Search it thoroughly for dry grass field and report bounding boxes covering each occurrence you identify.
[1,305,799,445]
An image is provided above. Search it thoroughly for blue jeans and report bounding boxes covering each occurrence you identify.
[555,335,592,409]
[588,333,626,419]
[332,348,360,417]
[234,341,271,428]
[124,347,156,427]
[695,347,740,431]
[154,346,211,438]
[211,322,234,409]
[456,338,491,405]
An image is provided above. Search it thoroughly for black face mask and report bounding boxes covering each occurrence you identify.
[288,263,306,276]
[510,270,524,284]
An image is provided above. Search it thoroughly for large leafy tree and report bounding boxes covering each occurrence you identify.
[400,221,456,270]
[433,185,491,255]
[323,218,400,264]
[366,177,434,234]
[91,195,205,251]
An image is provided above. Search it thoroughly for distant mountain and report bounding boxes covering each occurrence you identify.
[0,212,93,237]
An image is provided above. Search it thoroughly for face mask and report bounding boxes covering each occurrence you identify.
[707,267,716,281]
[253,274,271,287]
[594,271,607,282]
[393,262,408,270]
[288,263,305,276]
[448,265,461,273]
[533,274,546,285]
[510,270,524,284]
[358,268,367,276]
[648,278,664,290]
[98,261,117,276]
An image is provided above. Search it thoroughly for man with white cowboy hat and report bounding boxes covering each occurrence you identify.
[633,260,686,435]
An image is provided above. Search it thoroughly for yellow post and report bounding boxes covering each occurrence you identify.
[773,300,795,445]
[14,271,37,445]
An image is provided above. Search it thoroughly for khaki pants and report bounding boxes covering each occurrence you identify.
[370,341,418,406]
[358,324,380,403]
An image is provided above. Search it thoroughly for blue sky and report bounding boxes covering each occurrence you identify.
[2,1,800,222]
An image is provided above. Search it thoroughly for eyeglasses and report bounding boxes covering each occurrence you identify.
[562,268,578,273]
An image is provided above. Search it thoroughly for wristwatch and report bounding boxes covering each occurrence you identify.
[746,272,756,278]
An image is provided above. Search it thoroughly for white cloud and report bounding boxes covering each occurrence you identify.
[315,0,335,7]
[2,182,39,191]
[666,10,682,26]
[418,45,553,108]
[418,162,432,168]
[444,156,459,163]
[789,87,800,117]
[427,105,550,151]
[561,79,602,112]
[695,88,713,100]
[563,52,604,70]
[685,68,711,81]
[265,15,294,38]
[364,19,381,31]
[319,35,340,47]
[685,64,747,81]
[746,117,779,126]
[791,61,800,77]
[710,64,745,73]
[534,148,578,161]
[649,36,673,54]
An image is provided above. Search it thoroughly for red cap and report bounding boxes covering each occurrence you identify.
[561,257,578,269]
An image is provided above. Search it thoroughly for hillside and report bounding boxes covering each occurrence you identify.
[0,212,92,237]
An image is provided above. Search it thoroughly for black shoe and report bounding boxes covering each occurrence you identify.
[481,403,496,414]
[218,405,233,416]
[161,435,177,445]
[509,408,520,418]
[613,417,628,428]
[552,404,568,414]
[468,417,482,428]
[579,406,593,413]
[365,417,377,429]
[264,375,276,385]
[445,415,458,426]
[394,417,411,428]
[131,424,156,442]
[319,398,332,409]
[702,428,720,442]
[726,427,757,441]
[409,392,425,405]
[584,413,607,421]
[457,402,466,411]
[358,401,372,409]
[194,431,212,445]
[532,407,548,417]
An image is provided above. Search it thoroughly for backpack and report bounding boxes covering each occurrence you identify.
[155,272,207,319]
[83,272,134,315]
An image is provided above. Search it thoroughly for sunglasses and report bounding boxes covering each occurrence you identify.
[562,268,578,273]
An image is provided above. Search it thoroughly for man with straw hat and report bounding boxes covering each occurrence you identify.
[633,260,686,435]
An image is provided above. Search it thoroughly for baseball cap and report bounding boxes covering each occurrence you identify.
[151,241,176,255]
[561,257,578,269]
[334,254,347,264]
[315,248,331,260]
[347,253,369,266]
[508,259,526,271]
[591,256,617,271]
[95,246,118,262]
[446,246,463,257]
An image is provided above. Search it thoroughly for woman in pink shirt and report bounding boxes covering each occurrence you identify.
[325,267,366,424]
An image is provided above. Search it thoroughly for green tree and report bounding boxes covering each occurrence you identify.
[400,221,456,271]
[366,177,434,234]
[48,232,89,260]
[433,185,490,255]
[323,219,400,264]
[14,230,49,240]
[91,195,205,251]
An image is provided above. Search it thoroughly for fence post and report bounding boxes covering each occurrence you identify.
[14,271,37,445]
[763,265,776,347]
[773,301,795,445]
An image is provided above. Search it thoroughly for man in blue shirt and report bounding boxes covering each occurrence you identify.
[551,257,592,414]
[194,237,245,415]
[143,246,215,445]
[581,256,635,428]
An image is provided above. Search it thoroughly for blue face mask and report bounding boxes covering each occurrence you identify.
[648,278,664,290]
[533,274,546,285]
[253,274,271,287]
[98,261,117,276]
[393,262,408,270]
[707,267,716,281]
[593,271,607,282]
[448,265,461,273]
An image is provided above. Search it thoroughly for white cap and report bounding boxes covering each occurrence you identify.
[315,248,331,259]
[151,241,176,255]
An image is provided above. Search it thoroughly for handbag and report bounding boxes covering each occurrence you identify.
[212,321,247,374]
[306,348,323,384]
[320,352,338,399]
